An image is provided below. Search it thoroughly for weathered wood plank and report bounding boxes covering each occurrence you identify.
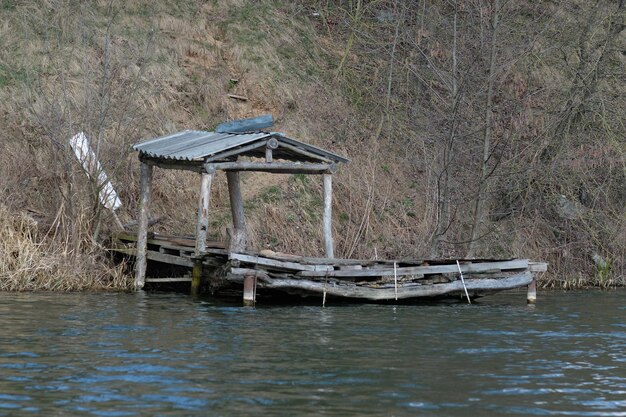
[146,277,193,283]
[297,259,529,278]
[231,267,271,279]
[529,262,548,272]
[255,272,533,300]
[115,248,196,267]
[229,252,334,272]
[256,249,371,266]
[116,232,225,251]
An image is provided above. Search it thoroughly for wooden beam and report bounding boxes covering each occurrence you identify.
[207,162,335,174]
[204,140,268,163]
[195,172,213,255]
[278,142,333,163]
[323,173,334,258]
[134,162,153,290]
[298,259,529,278]
[146,277,192,283]
[229,252,333,272]
[252,272,534,301]
[139,157,204,173]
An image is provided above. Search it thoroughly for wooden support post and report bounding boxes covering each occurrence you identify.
[527,277,537,304]
[227,170,251,304]
[134,162,153,290]
[192,172,213,295]
[227,171,246,252]
[323,173,334,259]
[265,137,278,163]
[243,274,255,306]
[195,172,213,255]
[191,261,202,296]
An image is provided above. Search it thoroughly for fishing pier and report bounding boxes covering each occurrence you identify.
[113,117,546,304]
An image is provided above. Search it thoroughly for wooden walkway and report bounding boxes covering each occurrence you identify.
[111,232,546,303]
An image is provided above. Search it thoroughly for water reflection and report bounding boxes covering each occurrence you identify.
[0,290,624,416]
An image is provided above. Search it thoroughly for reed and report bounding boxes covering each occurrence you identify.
[0,205,129,292]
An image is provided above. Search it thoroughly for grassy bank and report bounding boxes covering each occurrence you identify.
[0,0,624,290]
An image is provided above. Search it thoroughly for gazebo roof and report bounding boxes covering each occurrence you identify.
[133,130,349,164]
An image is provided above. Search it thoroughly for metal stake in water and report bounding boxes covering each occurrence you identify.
[393,261,398,301]
[456,260,471,304]
[322,275,328,307]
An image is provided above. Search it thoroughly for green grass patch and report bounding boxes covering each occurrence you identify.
[0,64,26,88]
[1,0,16,11]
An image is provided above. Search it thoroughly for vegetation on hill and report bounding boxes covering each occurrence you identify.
[0,0,624,290]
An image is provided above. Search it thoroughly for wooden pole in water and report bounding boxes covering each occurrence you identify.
[323,173,334,259]
[243,275,256,306]
[527,277,537,304]
[227,170,251,304]
[193,171,213,294]
[135,162,153,290]
[227,171,246,252]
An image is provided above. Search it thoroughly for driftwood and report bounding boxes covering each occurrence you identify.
[235,270,533,300]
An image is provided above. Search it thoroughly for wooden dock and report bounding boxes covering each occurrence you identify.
[111,232,546,303]
[124,121,546,304]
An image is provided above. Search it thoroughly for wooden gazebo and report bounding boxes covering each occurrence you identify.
[131,124,349,297]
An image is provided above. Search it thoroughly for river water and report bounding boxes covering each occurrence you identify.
[0,290,624,416]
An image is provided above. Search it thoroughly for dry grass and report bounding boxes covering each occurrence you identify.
[0,0,623,291]
[0,204,129,291]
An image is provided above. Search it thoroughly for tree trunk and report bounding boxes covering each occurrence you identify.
[467,0,499,258]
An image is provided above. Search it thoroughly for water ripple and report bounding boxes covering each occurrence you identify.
[0,289,624,416]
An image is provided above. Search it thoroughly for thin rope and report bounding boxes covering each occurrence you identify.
[253,275,257,303]
[456,260,471,304]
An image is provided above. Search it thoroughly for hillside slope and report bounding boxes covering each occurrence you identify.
[0,0,624,290]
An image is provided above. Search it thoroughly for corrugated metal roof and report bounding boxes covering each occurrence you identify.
[132,130,349,163]
[273,133,349,163]
[133,130,271,161]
